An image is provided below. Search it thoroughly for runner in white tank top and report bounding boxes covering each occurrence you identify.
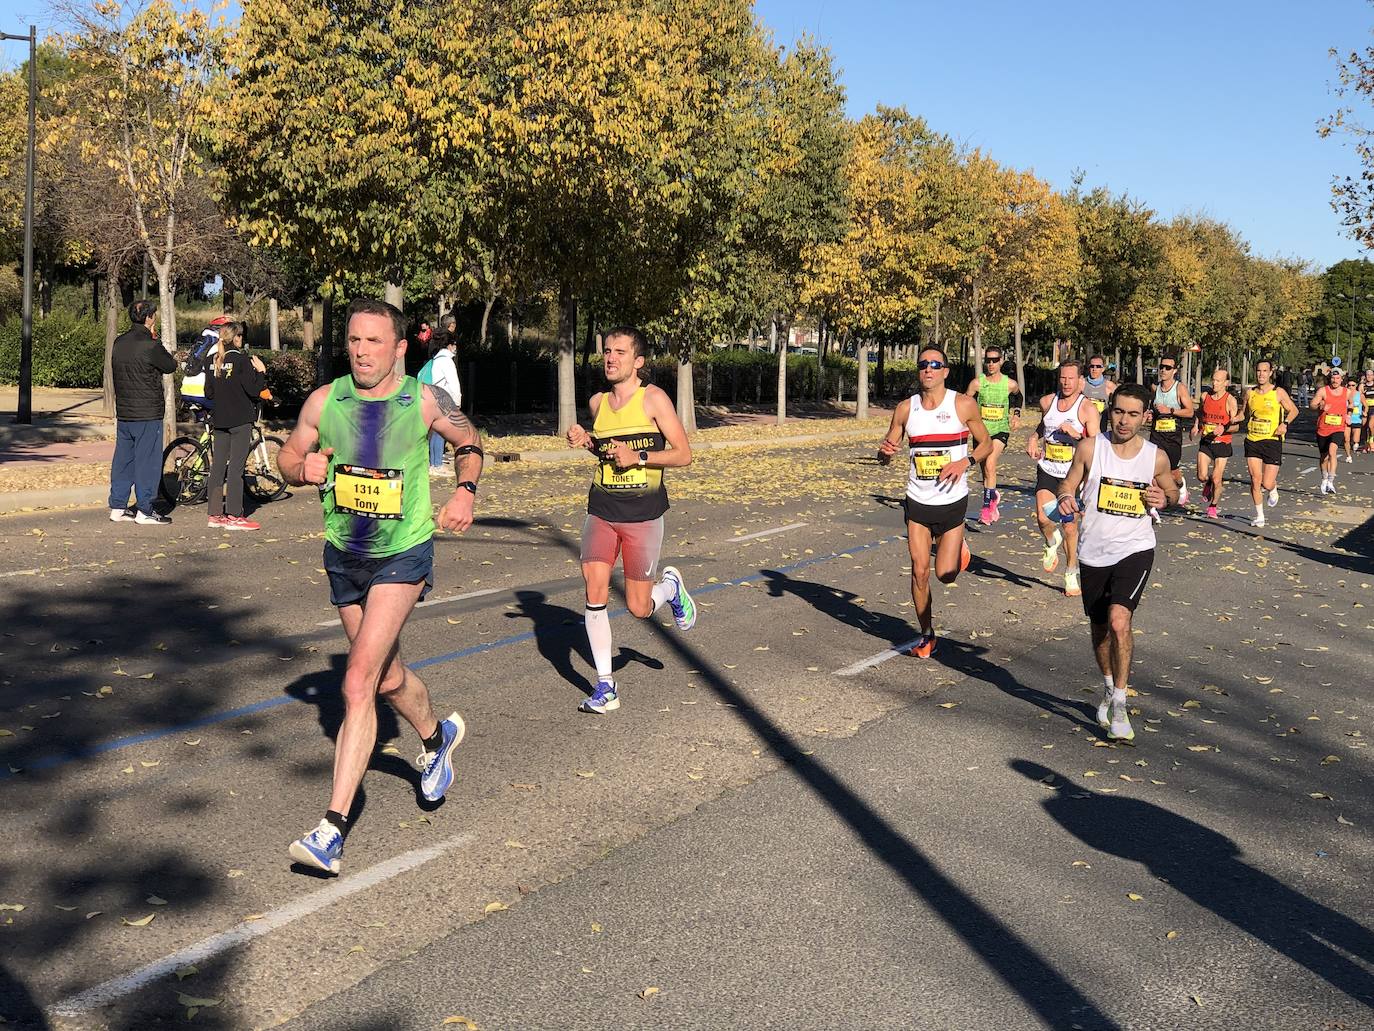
[879,346,992,658]
[1028,360,1099,597]
[1055,382,1176,743]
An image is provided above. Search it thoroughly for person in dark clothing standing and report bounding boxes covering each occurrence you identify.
[205,321,268,530]
[109,299,176,524]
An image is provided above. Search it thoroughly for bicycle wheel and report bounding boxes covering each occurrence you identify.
[244,433,287,502]
[160,436,211,506]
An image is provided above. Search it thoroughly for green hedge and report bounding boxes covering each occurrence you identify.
[0,311,108,388]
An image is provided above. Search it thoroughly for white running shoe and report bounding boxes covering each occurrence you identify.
[1148,507,1162,524]
[1346,455,1353,464]
[1064,568,1081,597]
[1107,701,1134,742]
[1096,692,1112,729]
[1041,530,1062,573]
[1267,487,1279,507]
[1251,513,1266,528]
[1178,480,1190,507]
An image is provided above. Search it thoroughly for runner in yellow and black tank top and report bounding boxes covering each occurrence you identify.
[567,327,697,716]
[1242,359,1299,528]
[588,386,669,522]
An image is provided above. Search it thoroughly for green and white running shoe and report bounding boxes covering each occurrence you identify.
[660,566,696,631]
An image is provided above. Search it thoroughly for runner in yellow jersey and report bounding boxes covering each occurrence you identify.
[963,345,1021,524]
[1242,359,1299,528]
[567,327,695,714]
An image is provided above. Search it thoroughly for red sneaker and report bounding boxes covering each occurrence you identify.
[978,504,993,525]
[909,633,937,658]
[225,516,261,531]
[959,539,971,572]
[207,515,228,529]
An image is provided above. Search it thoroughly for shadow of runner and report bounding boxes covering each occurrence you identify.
[0,962,49,1031]
[1011,760,1374,1008]
[502,590,666,702]
[760,570,1098,732]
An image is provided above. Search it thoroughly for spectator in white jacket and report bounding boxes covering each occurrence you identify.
[427,335,462,471]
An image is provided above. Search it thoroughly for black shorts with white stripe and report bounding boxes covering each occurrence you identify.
[1079,548,1154,624]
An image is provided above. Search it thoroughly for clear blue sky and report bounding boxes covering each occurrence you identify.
[756,0,1373,270]
[2,0,1370,270]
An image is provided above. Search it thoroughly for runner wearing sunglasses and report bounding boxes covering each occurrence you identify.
[1081,354,1116,432]
[1147,355,1194,514]
[879,347,992,657]
[964,346,1022,523]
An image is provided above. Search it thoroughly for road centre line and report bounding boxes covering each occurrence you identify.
[49,834,474,1017]
[1,532,901,781]
[729,521,808,543]
[313,526,805,626]
[317,587,502,626]
[832,638,928,677]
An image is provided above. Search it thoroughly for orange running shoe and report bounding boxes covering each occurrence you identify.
[910,633,937,658]
[959,540,971,573]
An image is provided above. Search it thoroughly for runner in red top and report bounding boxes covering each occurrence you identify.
[1312,369,1351,495]
[1190,368,1239,519]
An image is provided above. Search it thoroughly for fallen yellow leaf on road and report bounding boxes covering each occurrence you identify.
[574,770,595,779]
[1321,755,1341,765]
[504,840,527,849]
[441,1017,479,1029]
[1126,893,1143,902]
[937,702,958,709]
[0,903,25,912]
[1165,930,1180,940]
[122,913,155,926]
[638,987,660,1000]
[484,902,507,914]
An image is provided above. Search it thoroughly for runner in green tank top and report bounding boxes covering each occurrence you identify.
[276,298,485,875]
[964,346,1022,524]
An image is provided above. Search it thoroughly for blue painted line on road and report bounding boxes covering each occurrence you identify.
[2,532,903,782]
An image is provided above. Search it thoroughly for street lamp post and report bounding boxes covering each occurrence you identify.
[2,26,36,425]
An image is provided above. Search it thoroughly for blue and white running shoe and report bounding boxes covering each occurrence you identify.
[660,565,696,631]
[417,712,466,802]
[289,819,343,874]
[579,679,619,714]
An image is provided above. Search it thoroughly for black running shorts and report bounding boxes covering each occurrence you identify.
[1244,438,1282,467]
[903,496,967,538]
[1199,440,1232,460]
[1079,548,1153,624]
[1035,467,1063,496]
[1151,436,1183,471]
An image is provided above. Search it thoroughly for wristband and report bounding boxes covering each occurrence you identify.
[457,480,477,495]
[1056,493,1075,507]
[455,445,484,459]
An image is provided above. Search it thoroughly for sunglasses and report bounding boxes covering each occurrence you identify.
[1088,363,1104,369]
[984,355,1002,362]
[1160,364,1176,371]
[917,359,947,370]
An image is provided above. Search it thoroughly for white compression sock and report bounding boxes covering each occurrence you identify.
[650,578,674,614]
[1103,674,1115,691]
[585,605,614,680]
[1111,687,1127,703]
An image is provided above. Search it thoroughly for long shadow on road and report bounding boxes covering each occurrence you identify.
[1013,760,1374,1009]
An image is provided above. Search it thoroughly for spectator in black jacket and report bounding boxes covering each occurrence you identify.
[204,321,268,531]
[109,299,176,525]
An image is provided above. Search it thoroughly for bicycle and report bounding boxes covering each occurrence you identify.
[159,401,287,507]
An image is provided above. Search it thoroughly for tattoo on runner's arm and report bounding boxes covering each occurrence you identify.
[431,385,477,439]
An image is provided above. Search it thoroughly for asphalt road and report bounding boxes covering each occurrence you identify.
[0,420,1370,1030]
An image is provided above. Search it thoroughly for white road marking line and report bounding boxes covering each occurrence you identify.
[730,522,808,543]
[1300,466,1317,476]
[317,587,501,626]
[833,637,926,677]
[50,833,473,1017]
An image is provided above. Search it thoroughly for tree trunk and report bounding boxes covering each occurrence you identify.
[506,314,514,347]
[556,282,577,437]
[1113,346,1121,382]
[857,337,869,419]
[580,306,595,370]
[92,277,101,320]
[301,300,315,353]
[774,318,786,425]
[268,297,281,351]
[385,281,404,377]
[816,317,825,403]
[480,293,495,346]
[676,346,697,434]
[153,261,177,445]
[1013,308,1026,405]
[876,339,886,398]
[103,275,119,417]
[316,295,334,387]
[1135,346,1143,385]
[1242,351,1250,389]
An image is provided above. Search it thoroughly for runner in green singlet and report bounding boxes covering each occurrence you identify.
[276,298,484,875]
[964,346,1021,524]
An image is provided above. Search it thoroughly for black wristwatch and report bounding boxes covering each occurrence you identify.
[637,450,649,467]
[457,480,478,495]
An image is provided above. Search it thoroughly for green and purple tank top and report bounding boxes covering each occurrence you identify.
[317,374,433,558]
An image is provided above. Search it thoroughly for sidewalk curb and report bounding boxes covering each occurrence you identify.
[2,424,881,515]
[494,424,878,464]
[0,485,109,516]
[0,421,114,445]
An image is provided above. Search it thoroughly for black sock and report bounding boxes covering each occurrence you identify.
[422,724,444,753]
[324,810,348,834]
